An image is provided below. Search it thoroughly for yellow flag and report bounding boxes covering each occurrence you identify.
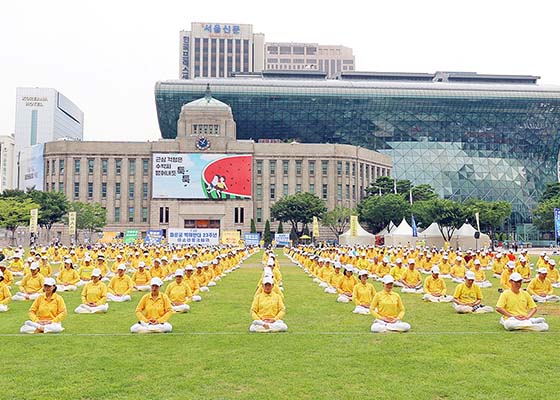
[29,208,39,234]
[350,215,358,237]
[68,212,77,236]
[312,216,319,237]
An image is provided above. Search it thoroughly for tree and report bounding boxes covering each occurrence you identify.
[365,176,412,197]
[0,197,39,245]
[359,194,410,233]
[430,199,464,241]
[0,189,27,199]
[263,219,271,246]
[411,184,438,202]
[533,198,560,232]
[463,199,512,246]
[277,221,284,234]
[541,182,560,202]
[68,202,106,241]
[250,219,256,233]
[270,192,327,236]
[27,190,69,241]
[322,206,354,239]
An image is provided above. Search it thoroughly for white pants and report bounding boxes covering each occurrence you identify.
[130,321,172,333]
[552,282,560,288]
[192,295,202,302]
[20,320,64,334]
[452,277,465,284]
[476,281,492,288]
[440,274,452,279]
[401,286,423,294]
[74,303,109,313]
[58,285,77,292]
[208,281,217,287]
[200,286,209,292]
[134,285,151,292]
[393,281,404,287]
[107,293,131,302]
[337,294,351,303]
[12,292,40,301]
[11,271,24,277]
[453,303,493,314]
[0,304,8,312]
[353,305,371,315]
[370,319,411,333]
[318,281,328,288]
[172,304,190,313]
[312,278,321,283]
[249,319,288,333]
[500,316,549,331]
[76,280,90,287]
[324,286,337,294]
[423,294,453,303]
[531,294,560,303]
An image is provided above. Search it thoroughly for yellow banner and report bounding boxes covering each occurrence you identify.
[221,230,240,245]
[312,216,319,237]
[350,215,358,237]
[100,231,118,243]
[29,208,39,234]
[68,212,77,236]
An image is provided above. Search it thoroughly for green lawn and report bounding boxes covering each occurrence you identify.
[1,251,559,400]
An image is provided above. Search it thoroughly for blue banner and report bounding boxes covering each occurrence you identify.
[145,229,163,245]
[555,209,560,240]
[411,214,418,237]
[274,233,290,246]
[243,233,261,246]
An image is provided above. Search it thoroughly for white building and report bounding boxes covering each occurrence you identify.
[0,135,15,191]
[14,88,84,189]
[179,22,265,79]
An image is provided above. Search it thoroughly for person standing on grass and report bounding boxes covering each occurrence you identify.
[131,277,173,333]
[250,276,287,333]
[452,271,493,314]
[74,268,109,314]
[20,278,66,334]
[496,272,549,331]
[352,270,376,314]
[370,274,410,333]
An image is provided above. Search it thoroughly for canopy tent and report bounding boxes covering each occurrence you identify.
[383,218,418,247]
[339,220,375,245]
[417,222,446,248]
[452,223,491,250]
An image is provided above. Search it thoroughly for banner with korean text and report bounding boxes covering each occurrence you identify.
[168,228,219,245]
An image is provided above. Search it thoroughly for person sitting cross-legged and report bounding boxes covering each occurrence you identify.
[452,271,493,314]
[400,259,423,294]
[107,264,133,302]
[19,278,66,334]
[131,277,173,333]
[165,269,192,313]
[422,266,453,303]
[527,268,560,303]
[74,268,109,314]
[250,276,287,333]
[370,274,411,333]
[352,270,376,315]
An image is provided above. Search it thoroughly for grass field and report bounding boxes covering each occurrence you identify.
[1,250,559,400]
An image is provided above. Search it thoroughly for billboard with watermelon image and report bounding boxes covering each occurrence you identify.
[152,153,252,199]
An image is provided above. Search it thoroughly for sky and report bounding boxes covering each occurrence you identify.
[2,0,559,142]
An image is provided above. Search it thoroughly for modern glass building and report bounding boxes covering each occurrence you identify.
[155,71,560,222]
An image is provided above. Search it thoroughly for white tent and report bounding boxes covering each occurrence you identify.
[339,220,375,245]
[417,222,446,248]
[384,218,417,247]
[452,223,491,250]
[377,221,395,236]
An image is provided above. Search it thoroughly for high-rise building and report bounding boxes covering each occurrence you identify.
[14,87,83,189]
[265,43,355,78]
[0,135,15,191]
[179,22,265,79]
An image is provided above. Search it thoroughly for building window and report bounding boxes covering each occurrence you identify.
[296,183,302,193]
[256,160,262,175]
[270,184,276,200]
[352,163,356,176]
[256,208,262,223]
[101,159,108,175]
[73,182,79,199]
[51,160,56,176]
[115,207,120,223]
[346,184,350,199]
[234,207,245,224]
[88,159,94,175]
[142,207,148,223]
[346,162,350,176]
[282,160,289,176]
[322,160,329,175]
[337,161,342,175]
[115,182,121,199]
[366,165,370,180]
[128,207,134,223]
[46,160,50,175]
[322,184,328,200]
[115,159,122,175]
[337,184,342,200]
[74,159,80,174]
[58,182,64,193]
[129,183,135,199]
[256,183,263,200]
[129,159,136,176]
[269,160,276,176]
[309,183,315,194]
[142,159,149,176]
[142,183,148,200]
[45,182,49,192]
[101,182,107,199]
[295,160,302,175]
[283,184,288,197]
[360,163,363,178]
[309,160,315,176]
[87,182,93,199]
[159,207,169,224]
[353,185,356,199]
[59,159,65,175]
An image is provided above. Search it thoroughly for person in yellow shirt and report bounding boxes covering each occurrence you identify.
[450,256,467,283]
[422,266,453,302]
[516,256,532,283]
[39,256,53,278]
[131,262,152,291]
[74,269,109,313]
[527,268,560,303]
[150,258,169,281]
[438,254,452,278]
[195,263,210,292]
[184,265,202,302]
[496,272,548,331]
[250,276,287,333]
[389,258,406,286]
[370,274,410,333]
[53,258,75,289]
[337,265,358,303]
[0,263,14,287]
[324,263,342,294]
[12,263,45,301]
[131,277,173,333]
[452,271,493,314]
[500,261,515,290]
[0,271,11,312]
[107,265,133,302]
[400,259,423,293]
[77,256,95,287]
[472,260,492,288]
[491,252,506,278]
[19,278,66,334]
[352,270,376,314]
[374,257,392,281]
[165,269,192,313]
[546,259,560,288]
[9,253,25,277]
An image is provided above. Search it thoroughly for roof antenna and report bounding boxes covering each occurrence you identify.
[204,83,212,102]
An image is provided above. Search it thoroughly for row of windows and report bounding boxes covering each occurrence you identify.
[255,159,390,178]
[46,158,150,176]
[255,182,364,201]
[192,124,219,136]
[113,207,149,223]
[45,181,149,201]
[267,46,317,56]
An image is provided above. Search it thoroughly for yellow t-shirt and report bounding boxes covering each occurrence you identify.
[453,282,482,304]
[496,289,536,317]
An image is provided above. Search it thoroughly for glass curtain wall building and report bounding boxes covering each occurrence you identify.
[155,72,560,222]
